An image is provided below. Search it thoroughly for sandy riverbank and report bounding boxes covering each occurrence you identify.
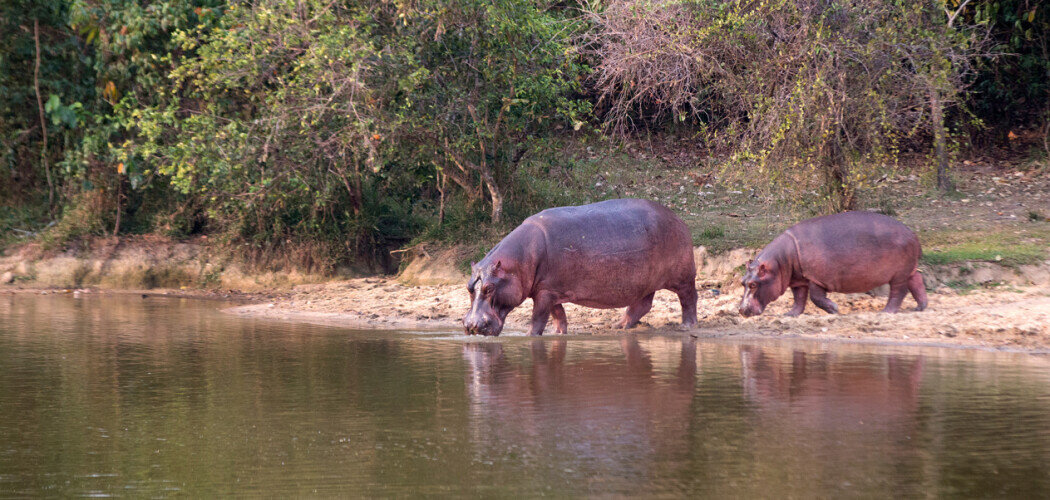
[3,236,1049,351]
[225,277,1050,351]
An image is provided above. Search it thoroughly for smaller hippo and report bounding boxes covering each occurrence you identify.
[463,198,698,336]
[738,211,927,317]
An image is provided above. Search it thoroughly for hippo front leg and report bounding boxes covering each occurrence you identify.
[809,284,839,314]
[785,285,809,317]
[529,293,556,336]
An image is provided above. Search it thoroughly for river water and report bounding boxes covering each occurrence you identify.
[1,294,1049,496]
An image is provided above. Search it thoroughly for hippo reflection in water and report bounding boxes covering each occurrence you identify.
[463,199,698,336]
[462,338,697,471]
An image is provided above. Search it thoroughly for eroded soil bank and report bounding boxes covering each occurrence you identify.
[224,279,1050,352]
[3,228,1050,352]
[222,245,1050,351]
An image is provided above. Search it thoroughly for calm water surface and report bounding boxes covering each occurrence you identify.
[1,294,1049,496]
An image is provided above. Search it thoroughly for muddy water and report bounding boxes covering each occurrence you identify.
[1,295,1049,496]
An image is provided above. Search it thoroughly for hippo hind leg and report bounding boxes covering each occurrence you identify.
[809,284,840,314]
[907,271,928,311]
[551,304,569,335]
[882,279,909,313]
[616,292,655,329]
[674,281,698,328]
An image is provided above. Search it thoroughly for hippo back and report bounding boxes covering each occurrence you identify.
[525,199,694,307]
[789,211,921,293]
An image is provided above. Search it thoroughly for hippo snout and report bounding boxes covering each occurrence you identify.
[738,297,763,317]
[464,315,503,336]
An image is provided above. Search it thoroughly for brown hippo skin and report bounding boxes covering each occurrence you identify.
[463,198,698,336]
[738,211,928,317]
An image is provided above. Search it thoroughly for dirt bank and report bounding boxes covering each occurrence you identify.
[227,278,1050,351]
[5,235,1049,350]
[0,236,340,291]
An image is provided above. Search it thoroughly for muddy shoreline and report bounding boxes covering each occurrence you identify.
[4,238,1050,351]
[4,275,1049,351]
[217,276,1050,352]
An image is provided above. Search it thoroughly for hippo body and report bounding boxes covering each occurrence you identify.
[464,199,698,336]
[738,211,927,317]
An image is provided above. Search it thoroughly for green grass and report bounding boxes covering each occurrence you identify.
[944,280,1024,295]
[693,225,726,247]
[922,241,1046,267]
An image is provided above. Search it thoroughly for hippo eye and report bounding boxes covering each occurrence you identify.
[748,283,757,290]
[482,284,494,296]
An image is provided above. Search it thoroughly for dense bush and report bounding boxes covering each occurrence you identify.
[129,0,590,270]
[586,0,985,210]
[966,0,1050,143]
[2,0,590,271]
[0,0,1046,270]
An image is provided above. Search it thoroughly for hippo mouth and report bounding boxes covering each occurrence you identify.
[465,327,503,337]
[739,306,763,318]
[738,293,766,317]
[464,318,505,337]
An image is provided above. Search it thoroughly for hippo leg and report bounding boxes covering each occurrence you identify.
[616,292,655,329]
[908,271,928,311]
[674,282,699,328]
[529,293,555,336]
[551,304,569,335]
[785,285,809,317]
[809,284,840,314]
[882,280,909,313]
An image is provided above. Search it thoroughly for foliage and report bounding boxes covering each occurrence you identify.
[0,0,92,205]
[1,0,1048,272]
[127,0,589,270]
[965,0,1050,140]
[585,0,985,211]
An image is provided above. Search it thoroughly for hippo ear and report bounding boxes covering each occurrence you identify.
[757,263,768,277]
[491,260,509,278]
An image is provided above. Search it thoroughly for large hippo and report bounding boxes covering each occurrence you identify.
[463,198,698,336]
[738,211,927,317]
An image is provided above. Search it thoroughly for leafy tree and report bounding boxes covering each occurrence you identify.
[131,0,589,269]
[587,0,985,209]
[0,0,91,210]
[965,0,1049,147]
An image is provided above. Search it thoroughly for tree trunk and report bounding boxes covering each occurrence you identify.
[828,160,855,211]
[931,89,953,191]
[436,169,446,226]
[479,168,503,224]
[822,135,854,212]
[33,18,55,210]
[113,178,123,236]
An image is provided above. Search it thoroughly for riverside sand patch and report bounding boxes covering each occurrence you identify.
[227,277,1050,351]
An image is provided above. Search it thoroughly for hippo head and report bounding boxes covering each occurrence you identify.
[738,259,787,317]
[463,260,527,336]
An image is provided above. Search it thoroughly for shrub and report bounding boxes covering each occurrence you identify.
[585,0,985,210]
